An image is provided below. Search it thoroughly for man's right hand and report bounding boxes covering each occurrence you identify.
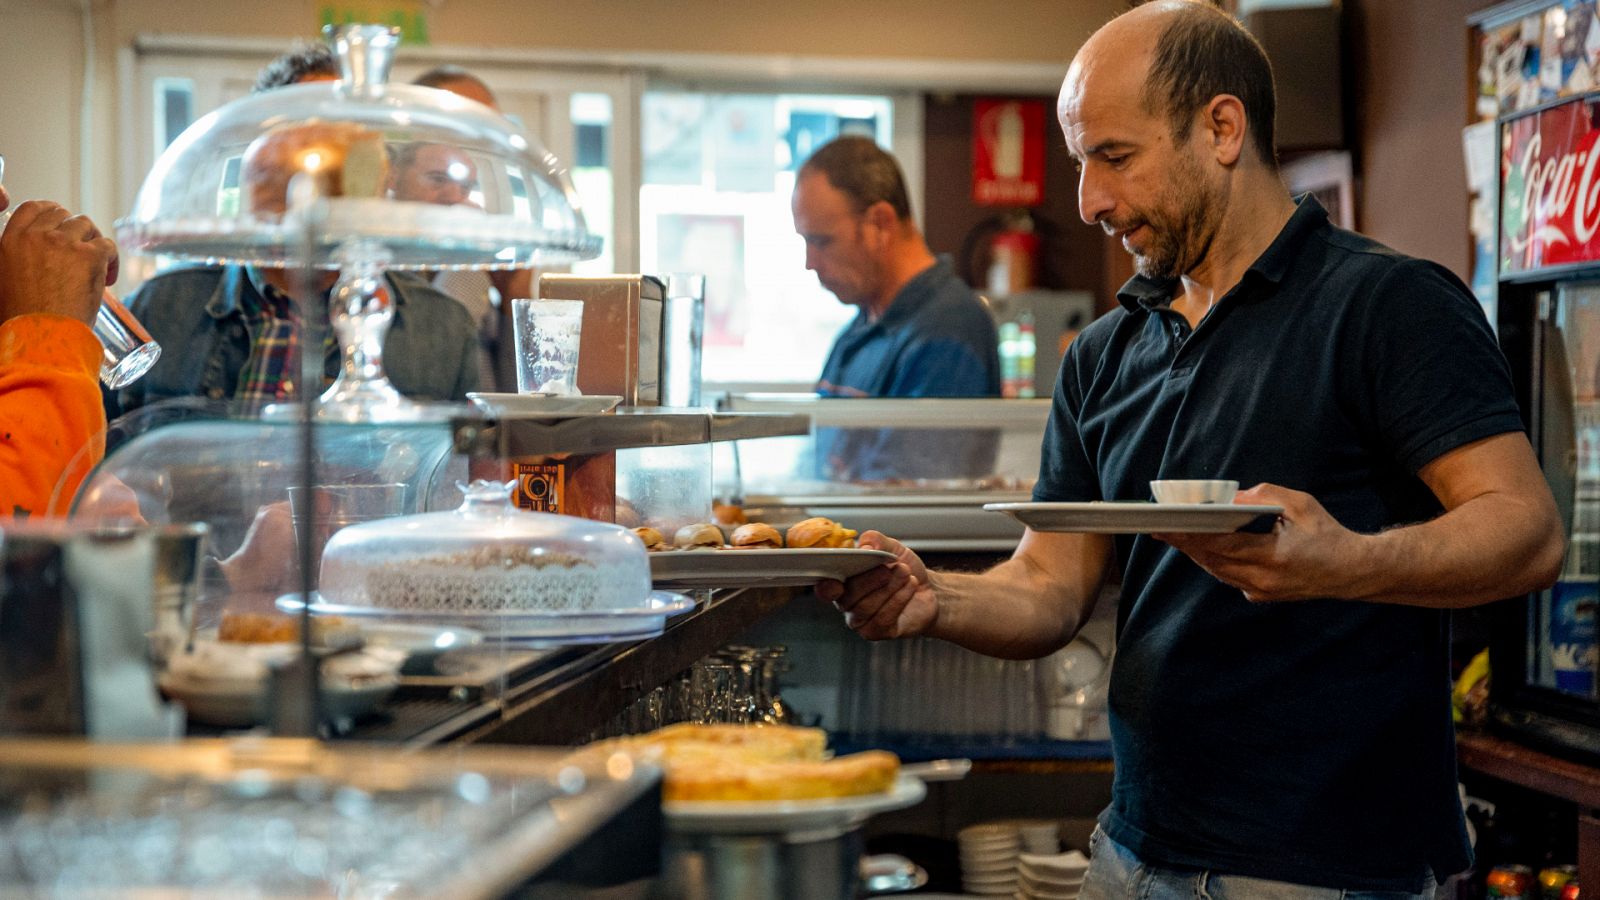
[815,530,938,640]
[0,199,119,327]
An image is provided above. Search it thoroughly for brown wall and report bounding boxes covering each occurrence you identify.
[1347,0,1500,281]
[921,94,1109,307]
[108,0,1124,61]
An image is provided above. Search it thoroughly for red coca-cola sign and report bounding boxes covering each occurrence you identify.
[1501,96,1600,274]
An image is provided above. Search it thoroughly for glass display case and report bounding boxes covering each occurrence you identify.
[715,395,1051,551]
[0,737,660,897]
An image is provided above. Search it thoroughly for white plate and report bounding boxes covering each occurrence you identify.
[984,502,1282,535]
[648,548,897,589]
[158,671,398,728]
[198,622,483,668]
[664,774,926,835]
[278,590,696,644]
[466,392,622,416]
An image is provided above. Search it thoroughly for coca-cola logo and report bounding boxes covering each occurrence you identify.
[1503,99,1600,272]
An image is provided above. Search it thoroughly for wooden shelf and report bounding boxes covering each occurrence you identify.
[1457,730,1600,887]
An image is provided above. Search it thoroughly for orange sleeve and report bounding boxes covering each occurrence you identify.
[0,314,105,520]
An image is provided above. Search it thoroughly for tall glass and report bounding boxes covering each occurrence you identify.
[0,154,162,388]
[511,298,584,395]
[660,272,706,407]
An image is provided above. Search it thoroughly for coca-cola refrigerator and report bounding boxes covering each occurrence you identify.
[1487,92,1600,765]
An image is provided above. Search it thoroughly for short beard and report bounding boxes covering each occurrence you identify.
[1120,152,1221,281]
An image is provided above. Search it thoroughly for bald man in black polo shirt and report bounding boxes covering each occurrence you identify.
[819,2,1563,897]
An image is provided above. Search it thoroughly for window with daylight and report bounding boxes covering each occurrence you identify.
[640,91,896,390]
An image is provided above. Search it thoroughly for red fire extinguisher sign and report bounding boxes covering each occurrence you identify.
[972,99,1046,207]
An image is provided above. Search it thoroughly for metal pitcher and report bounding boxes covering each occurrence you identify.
[0,522,206,739]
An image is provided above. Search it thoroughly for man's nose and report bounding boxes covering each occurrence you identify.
[1077,168,1113,226]
[803,244,820,272]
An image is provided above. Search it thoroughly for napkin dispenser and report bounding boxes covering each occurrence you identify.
[0,523,204,739]
[537,274,664,406]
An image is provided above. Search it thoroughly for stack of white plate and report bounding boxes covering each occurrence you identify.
[1014,850,1089,900]
[958,823,1023,896]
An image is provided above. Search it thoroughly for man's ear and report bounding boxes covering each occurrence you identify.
[863,200,899,249]
[1204,94,1247,167]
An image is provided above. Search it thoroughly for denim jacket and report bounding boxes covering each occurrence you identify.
[116,265,480,415]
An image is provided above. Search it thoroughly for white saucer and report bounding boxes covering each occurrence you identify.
[467,392,622,416]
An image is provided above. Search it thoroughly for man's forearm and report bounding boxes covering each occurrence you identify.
[926,537,1107,659]
[1345,491,1563,608]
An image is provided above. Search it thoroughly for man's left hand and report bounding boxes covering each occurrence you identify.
[1153,483,1364,603]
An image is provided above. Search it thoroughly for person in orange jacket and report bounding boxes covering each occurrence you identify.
[0,177,121,520]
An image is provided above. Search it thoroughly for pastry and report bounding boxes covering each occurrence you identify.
[597,724,898,803]
[633,526,673,552]
[674,522,725,550]
[713,503,747,527]
[628,722,827,761]
[242,120,389,215]
[730,523,783,549]
[785,516,858,549]
[217,611,355,646]
[661,750,900,803]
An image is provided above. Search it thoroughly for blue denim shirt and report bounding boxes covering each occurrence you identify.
[813,257,1001,480]
[116,265,480,415]
[816,256,1000,399]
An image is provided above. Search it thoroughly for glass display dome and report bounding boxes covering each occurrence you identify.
[115,26,601,270]
[116,23,603,423]
[318,480,652,615]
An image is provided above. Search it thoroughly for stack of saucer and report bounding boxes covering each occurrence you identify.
[1014,850,1089,900]
[1013,819,1061,855]
[958,823,1023,896]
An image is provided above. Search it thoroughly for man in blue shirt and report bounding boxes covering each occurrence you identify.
[819,2,1565,895]
[794,136,1000,400]
[792,137,1000,479]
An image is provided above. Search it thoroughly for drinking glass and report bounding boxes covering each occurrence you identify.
[660,272,706,408]
[286,483,406,584]
[511,298,584,395]
[0,154,162,389]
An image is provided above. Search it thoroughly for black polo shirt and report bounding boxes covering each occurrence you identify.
[1035,197,1523,889]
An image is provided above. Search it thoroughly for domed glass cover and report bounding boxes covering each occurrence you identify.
[318,481,652,613]
[115,25,600,269]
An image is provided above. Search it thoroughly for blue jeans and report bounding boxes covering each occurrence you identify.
[1082,827,1436,900]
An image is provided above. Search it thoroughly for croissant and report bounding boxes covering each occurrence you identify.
[730,523,783,549]
[785,517,858,549]
[674,522,725,550]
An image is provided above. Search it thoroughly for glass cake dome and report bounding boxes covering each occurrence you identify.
[317,480,653,616]
[116,25,600,270]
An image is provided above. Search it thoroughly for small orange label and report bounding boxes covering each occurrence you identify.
[513,462,564,513]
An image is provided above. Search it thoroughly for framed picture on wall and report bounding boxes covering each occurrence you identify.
[1283,150,1356,230]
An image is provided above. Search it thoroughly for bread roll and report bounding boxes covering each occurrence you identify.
[674,522,725,550]
[243,120,389,215]
[730,523,782,549]
[713,503,747,527]
[632,526,672,552]
[785,517,858,549]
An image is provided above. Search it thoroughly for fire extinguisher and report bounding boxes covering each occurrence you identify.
[986,211,1040,297]
[958,210,1048,299]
